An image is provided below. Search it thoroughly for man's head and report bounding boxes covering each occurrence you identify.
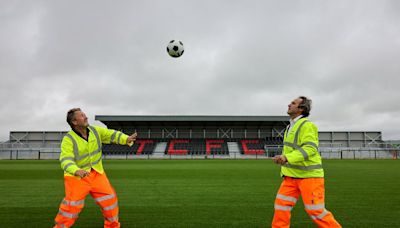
[287,96,312,119]
[66,108,89,129]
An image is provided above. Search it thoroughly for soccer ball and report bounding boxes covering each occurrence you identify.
[167,40,184,58]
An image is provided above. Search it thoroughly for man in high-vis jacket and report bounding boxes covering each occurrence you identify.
[54,108,137,228]
[271,96,341,228]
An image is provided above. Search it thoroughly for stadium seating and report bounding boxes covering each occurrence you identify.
[103,139,157,155]
[102,138,283,156]
[165,139,230,155]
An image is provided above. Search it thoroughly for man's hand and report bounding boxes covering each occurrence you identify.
[272,155,287,165]
[75,169,90,178]
[127,132,137,147]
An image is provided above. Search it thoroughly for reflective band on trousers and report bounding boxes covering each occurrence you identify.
[276,194,297,203]
[283,163,323,171]
[62,199,85,206]
[274,204,293,211]
[95,194,115,202]
[310,209,329,220]
[304,203,325,210]
[58,209,78,219]
[103,201,118,211]
[106,215,119,222]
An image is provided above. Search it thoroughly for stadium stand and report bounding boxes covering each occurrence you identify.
[2,116,394,160]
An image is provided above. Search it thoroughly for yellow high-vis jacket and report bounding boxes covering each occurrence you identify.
[281,117,324,178]
[59,125,129,177]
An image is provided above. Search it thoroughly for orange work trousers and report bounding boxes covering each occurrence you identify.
[272,176,341,228]
[54,169,120,228]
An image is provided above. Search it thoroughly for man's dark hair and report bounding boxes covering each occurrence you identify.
[298,96,312,117]
[66,108,81,128]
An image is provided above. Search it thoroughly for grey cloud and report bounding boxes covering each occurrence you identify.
[0,1,399,141]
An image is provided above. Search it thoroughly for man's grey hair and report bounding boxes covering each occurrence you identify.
[66,108,81,128]
[298,96,312,117]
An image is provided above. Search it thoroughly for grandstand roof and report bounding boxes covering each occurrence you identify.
[95,115,289,127]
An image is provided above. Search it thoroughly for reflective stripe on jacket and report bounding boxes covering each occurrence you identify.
[281,118,324,178]
[59,126,129,177]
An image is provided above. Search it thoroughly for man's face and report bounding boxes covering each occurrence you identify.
[72,110,89,128]
[287,98,303,117]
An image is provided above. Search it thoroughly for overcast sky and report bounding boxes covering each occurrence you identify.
[1,0,399,141]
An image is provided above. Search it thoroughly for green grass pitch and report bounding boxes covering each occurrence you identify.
[0,159,399,227]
